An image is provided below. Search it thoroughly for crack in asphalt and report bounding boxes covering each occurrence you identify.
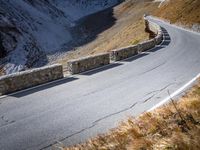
[39,124,96,150]
[5,83,176,150]
[144,83,175,97]
[39,83,176,149]
[93,102,138,124]
[142,95,155,103]
[40,102,138,150]
[138,61,166,75]
[141,83,175,104]
[0,115,15,128]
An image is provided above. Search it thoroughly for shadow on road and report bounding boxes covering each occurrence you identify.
[148,27,171,53]
[121,27,171,61]
[81,63,123,76]
[9,27,171,98]
[122,53,149,62]
[11,77,79,98]
[148,46,165,52]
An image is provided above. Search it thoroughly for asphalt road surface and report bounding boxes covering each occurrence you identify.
[0,17,200,150]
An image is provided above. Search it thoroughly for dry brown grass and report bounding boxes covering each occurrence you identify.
[154,0,200,26]
[62,81,200,150]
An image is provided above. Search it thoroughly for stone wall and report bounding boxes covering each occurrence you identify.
[0,18,163,95]
[155,32,163,45]
[110,45,138,61]
[110,18,163,61]
[148,20,163,45]
[67,53,110,74]
[138,39,156,52]
[0,64,63,95]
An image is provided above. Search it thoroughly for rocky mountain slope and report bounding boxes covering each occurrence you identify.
[0,0,120,75]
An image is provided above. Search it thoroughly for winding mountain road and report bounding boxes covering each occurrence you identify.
[0,17,200,150]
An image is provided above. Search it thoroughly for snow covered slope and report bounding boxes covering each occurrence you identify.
[0,0,120,74]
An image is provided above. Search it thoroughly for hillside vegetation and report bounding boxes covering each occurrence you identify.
[155,0,200,27]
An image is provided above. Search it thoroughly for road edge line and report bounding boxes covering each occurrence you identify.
[148,72,200,112]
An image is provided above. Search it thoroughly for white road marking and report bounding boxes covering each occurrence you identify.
[148,72,200,112]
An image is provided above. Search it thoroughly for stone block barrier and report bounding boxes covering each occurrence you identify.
[147,20,163,45]
[0,64,63,95]
[138,39,156,52]
[154,29,163,45]
[67,53,110,74]
[110,45,138,61]
[110,18,163,61]
[146,20,159,35]
[0,18,163,95]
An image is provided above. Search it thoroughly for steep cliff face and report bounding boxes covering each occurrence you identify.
[0,0,120,74]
